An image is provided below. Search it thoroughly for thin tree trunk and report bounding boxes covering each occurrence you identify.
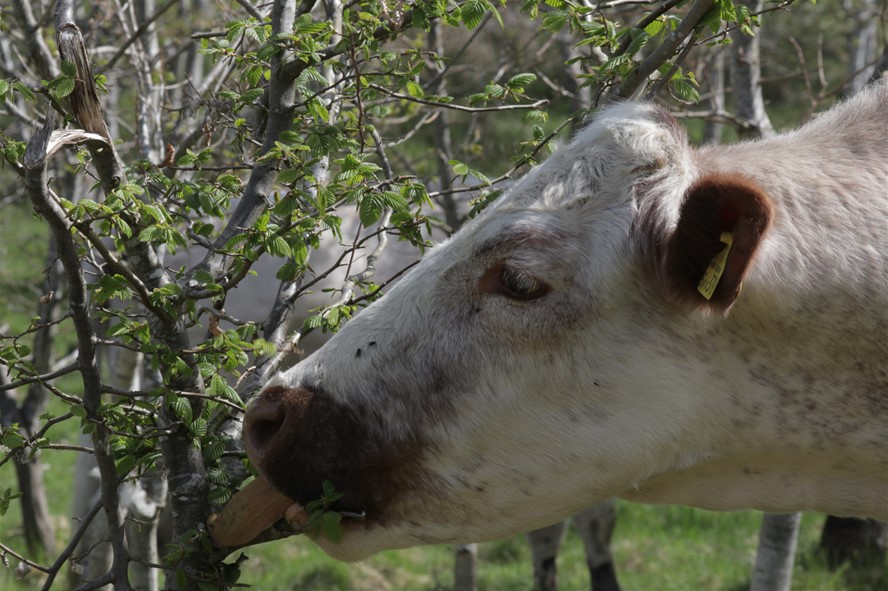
[453,543,478,591]
[844,0,879,96]
[127,365,167,591]
[750,513,802,591]
[702,46,726,145]
[527,521,568,591]
[731,0,774,139]
[13,238,63,558]
[429,21,460,231]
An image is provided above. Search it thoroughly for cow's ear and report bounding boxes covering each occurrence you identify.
[664,173,773,313]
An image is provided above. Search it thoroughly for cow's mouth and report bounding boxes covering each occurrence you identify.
[210,383,422,549]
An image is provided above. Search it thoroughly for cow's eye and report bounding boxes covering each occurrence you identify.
[500,266,549,300]
[478,263,551,301]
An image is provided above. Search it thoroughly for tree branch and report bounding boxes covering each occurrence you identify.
[369,83,549,112]
[98,0,179,74]
[23,107,132,590]
[614,0,716,99]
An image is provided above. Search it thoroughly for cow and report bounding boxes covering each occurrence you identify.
[213,80,888,562]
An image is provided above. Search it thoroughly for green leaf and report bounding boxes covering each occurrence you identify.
[278,169,300,185]
[197,361,216,378]
[542,10,568,33]
[381,191,408,212]
[507,73,537,89]
[240,88,264,105]
[171,396,193,424]
[276,259,304,281]
[0,488,23,517]
[319,511,343,543]
[115,454,138,477]
[645,19,665,37]
[113,217,132,239]
[405,80,424,98]
[358,194,382,226]
[460,0,487,29]
[307,98,330,122]
[190,418,208,437]
[0,428,26,449]
[203,440,225,463]
[304,314,323,330]
[266,235,293,258]
[449,160,469,176]
[522,109,548,124]
[670,76,700,103]
[13,81,36,101]
[61,60,77,77]
[625,30,650,56]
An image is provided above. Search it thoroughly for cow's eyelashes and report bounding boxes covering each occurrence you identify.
[501,267,546,299]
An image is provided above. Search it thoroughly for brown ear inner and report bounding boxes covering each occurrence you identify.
[666,173,773,312]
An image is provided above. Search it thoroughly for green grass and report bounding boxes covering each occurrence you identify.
[3,442,885,591]
[0,201,51,335]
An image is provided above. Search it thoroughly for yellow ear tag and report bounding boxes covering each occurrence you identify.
[697,232,734,301]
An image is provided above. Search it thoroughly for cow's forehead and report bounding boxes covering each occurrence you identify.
[489,102,679,212]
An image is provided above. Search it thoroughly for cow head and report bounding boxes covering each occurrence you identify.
[237,102,774,560]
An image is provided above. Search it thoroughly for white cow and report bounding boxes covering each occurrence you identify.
[222,81,888,561]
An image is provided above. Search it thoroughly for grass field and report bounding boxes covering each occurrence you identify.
[2,423,886,591]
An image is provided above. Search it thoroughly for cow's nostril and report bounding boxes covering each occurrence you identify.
[244,397,287,460]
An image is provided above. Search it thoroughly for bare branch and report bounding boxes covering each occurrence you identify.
[98,0,179,74]
[369,83,549,113]
[0,541,51,574]
[0,362,80,392]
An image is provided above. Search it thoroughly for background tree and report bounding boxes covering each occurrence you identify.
[0,1,885,589]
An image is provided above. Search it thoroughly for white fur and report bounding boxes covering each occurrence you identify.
[269,82,888,561]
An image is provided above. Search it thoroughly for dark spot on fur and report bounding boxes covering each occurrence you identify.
[355,348,362,358]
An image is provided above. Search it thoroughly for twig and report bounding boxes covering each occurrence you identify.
[0,362,80,392]
[234,0,264,20]
[427,116,576,199]
[369,83,549,112]
[101,385,246,413]
[0,541,51,574]
[424,12,493,89]
[98,0,178,73]
[348,260,420,306]
[696,0,798,45]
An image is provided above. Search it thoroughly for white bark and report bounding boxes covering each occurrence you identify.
[750,513,802,591]
[453,543,478,591]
